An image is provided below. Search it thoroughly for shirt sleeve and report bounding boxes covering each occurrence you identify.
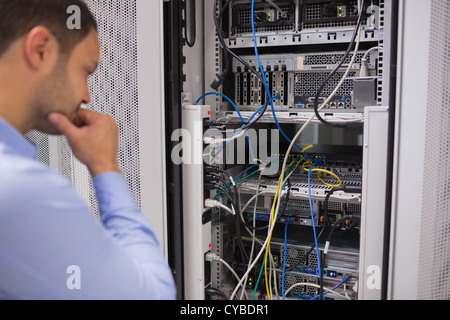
[0,158,176,300]
[93,171,177,299]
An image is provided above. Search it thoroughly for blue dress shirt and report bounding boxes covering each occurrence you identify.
[0,117,176,300]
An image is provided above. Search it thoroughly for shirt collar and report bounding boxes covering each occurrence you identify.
[0,116,37,159]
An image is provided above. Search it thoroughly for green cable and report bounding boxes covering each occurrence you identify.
[251,255,266,300]
[213,166,262,200]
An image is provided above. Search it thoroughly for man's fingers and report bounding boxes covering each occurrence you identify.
[47,113,78,137]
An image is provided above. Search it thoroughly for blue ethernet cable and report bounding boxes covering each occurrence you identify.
[309,274,351,300]
[196,92,282,164]
[195,91,256,160]
[308,161,322,287]
[250,0,313,161]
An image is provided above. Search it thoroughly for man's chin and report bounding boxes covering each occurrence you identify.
[33,121,63,136]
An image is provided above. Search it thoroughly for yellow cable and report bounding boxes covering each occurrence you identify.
[317,170,342,188]
[301,144,313,153]
[263,159,297,300]
[264,159,342,299]
[302,161,342,188]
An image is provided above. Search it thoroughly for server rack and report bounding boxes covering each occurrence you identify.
[178,0,397,300]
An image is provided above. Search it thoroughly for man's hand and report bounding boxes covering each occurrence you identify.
[48,109,121,177]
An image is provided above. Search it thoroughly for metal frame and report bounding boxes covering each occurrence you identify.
[387,0,446,300]
[358,106,389,300]
[136,0,169,255]
[184,0,397,300]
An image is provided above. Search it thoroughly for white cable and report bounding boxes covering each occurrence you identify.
[284,282,351,300]
[363,46,383,61]
[239,185,362,204]
[206,253,249,300]
[205,199,234,215]
[360,46,383,77]
[239,189,273,224]
[230,0,363,300]
[204,127,248,145]
[218,257,249,300]
[239,172,262,300]
[224,112,365,124]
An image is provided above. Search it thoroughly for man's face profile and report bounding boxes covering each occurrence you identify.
[33,28,100,135]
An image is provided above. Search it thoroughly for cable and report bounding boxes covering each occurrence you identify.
[285,226,327,273]
[323,185,362,229]
[251,254,265,300]
[205,253,249,300]
[205,287,231,300]
[308,161,322,289]
[258,0,364,297]
[319,214,361,297]
[210,0,233,89]
[197,92,277,158]
[281,218,290,300]
[284,282,351,300]
[240,170,262,300]
[263,157,298,299]
[213,0,271,130]
[211,164,261,200]
[261,155,304,299]
[310,274,351,300]
[313,0,364,128]
[211,0,314,160]
[230,0,363,300]
[196,92,254,156]
[249,2,313,160]
[359,46,383,77]
[206,182,249,262]
[302,160,342,188]
[205,199,234,215]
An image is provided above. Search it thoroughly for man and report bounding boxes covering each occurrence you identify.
[0,0,176,299]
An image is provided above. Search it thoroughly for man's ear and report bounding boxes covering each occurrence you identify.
[24,26,58,71]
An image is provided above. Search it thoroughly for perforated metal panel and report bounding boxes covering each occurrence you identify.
[293,71,358,98]
[417,0,450,300]
[84,0,141,215]
[26,131,50,166]
[28,1,141,219]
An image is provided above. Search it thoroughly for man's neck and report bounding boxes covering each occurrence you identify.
[0,103,32,134]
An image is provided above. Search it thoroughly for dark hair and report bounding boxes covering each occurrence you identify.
[0,0,97,58]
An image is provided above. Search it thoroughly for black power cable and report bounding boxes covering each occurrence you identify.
[213,0,270,130]
[323,185,362,229]
[211,0,233,90]
[313,0,365,128]
[205,287,233,300]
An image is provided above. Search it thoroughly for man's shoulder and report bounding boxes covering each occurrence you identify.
[0,147,70,194]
